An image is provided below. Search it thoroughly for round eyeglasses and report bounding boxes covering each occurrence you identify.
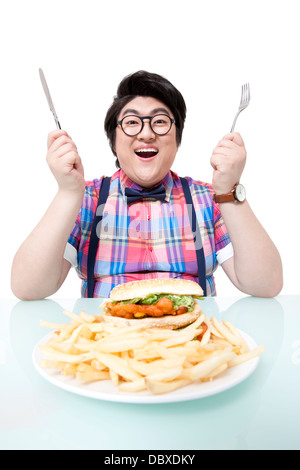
[117,114,176,137]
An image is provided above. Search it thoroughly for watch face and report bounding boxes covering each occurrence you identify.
[235,184,246,202]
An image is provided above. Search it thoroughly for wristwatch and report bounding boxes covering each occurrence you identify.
[213,183,246,203]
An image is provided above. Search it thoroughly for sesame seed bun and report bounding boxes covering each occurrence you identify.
[109,278,203,301]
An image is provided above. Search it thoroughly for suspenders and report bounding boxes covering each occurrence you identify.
[86,177,207,297]
[87,177,111,298]
[179,177,207,297]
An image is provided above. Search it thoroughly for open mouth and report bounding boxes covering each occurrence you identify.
[134,148,159,159]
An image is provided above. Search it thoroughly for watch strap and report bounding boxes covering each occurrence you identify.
[213,184,238,203]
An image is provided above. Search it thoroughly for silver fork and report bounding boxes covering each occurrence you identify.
[230,83,250,132]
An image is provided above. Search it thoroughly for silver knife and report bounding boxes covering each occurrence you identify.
[39,68,61,129]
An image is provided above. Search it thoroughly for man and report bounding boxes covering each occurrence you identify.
[11,71,283,299]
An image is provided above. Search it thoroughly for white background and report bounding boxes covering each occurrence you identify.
[1,0,299,299]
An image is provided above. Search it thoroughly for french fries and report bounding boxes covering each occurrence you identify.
[38,309,264,395]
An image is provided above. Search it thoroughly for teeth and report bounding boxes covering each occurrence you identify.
[135,148,158,153]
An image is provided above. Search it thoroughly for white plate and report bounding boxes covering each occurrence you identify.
[32,330,260,404]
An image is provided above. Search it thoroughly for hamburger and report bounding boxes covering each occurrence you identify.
[102,278,204,330]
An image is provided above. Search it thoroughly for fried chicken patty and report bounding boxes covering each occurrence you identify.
[106,296,189,320]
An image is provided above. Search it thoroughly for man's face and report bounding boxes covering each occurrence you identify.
[115,96,178,187]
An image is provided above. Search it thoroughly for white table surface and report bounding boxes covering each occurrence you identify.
[0,295,299,450]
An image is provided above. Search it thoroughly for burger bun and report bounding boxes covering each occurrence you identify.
[109,278,203,301]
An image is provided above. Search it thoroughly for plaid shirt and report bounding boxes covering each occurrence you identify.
[65,169,233,297]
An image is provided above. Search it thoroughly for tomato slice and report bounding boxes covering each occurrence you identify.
[196,322,208,341]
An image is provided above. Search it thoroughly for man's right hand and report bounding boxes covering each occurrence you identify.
[46,130,85,193]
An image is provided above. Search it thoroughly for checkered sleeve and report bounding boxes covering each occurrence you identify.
[213,200,234,265]
[185,176,234,269]
[64,210,81,268]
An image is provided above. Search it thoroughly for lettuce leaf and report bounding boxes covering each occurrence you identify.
[166,295,195,311]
